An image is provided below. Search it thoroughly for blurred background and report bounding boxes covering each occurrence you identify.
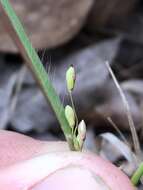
[0,0,143,188]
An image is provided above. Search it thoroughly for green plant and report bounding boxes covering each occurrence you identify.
[0,0,87,152]
[0,0,142,186]
[0,0,75,149]
[131,162,143,186]
[65,66,86,151]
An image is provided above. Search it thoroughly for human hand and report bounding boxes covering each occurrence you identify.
[0,130,134,190]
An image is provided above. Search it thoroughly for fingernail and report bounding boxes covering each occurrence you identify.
[31,166,108,190]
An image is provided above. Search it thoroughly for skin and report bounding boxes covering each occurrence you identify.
[0,130,135,190]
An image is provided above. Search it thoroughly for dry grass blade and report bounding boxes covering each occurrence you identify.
[10,66,27,113]
[0,66,26,129]
[105,62,141,159]
[100,133,136,163]
[107,117,129,146]
[0,74,17,129]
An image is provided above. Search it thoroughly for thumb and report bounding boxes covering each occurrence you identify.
[0,130,134,190]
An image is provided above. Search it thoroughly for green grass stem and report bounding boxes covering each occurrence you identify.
[131,162,143,186]
[0,0,74,150]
